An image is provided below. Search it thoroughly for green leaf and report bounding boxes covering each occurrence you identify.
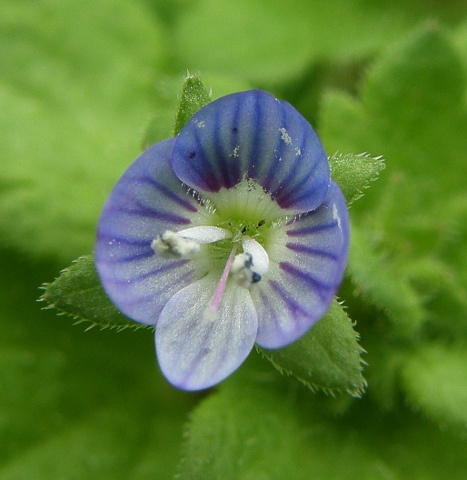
[329,152,385,205]
[258,300,366,396]
[40,255,143,331]
[177,380,312,480]
[321,25,467,252]
[321,25,465,333]
[320,24,467,425]
[177,371,467,480]
[0,249,192,479]
[363,23,465,124]
[347,224,426,337]
[401,342,467,434]
[174,0,467,87]
[173,73,212,136]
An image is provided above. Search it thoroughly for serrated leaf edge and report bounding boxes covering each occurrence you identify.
[257,301,367,398]
[38,256,153,333]
[329,151,386,205]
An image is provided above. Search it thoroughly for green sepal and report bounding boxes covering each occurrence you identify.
[258,300,366,397]
[329,152,385,205]
[40,255,148,331]
[173,73,212,136]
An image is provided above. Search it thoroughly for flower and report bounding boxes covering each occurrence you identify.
[95,90,349,391]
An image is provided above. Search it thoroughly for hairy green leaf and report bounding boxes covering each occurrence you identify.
[142,73,212,149]
[320,24,467,428]
[177,373,467,480]
[330,152,385,205]
[401,342,467,434]
[347,224,426,337]
[40,255,143,331]
[258,300,366,396]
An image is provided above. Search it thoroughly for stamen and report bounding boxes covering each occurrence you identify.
[231,252,261,288]
[241,236,269,276]
[151,226,232,259]
[151,230,200,258]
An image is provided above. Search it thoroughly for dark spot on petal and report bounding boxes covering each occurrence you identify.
[244,253,253,269]
[252,272,261,283]
[188,151,196,159]
[232,127,238,134]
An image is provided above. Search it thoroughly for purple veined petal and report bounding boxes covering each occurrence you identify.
[156,276,258,391]
[95,139,201,325]
[172,90,330,214]
[251,181,349,348]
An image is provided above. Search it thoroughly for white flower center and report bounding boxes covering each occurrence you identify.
[152,228,269,286]
[152,179,282,319]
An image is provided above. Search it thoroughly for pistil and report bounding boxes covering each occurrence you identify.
[203,247,237,321]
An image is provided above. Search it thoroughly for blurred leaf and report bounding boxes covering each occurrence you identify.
[452,18,467,67]
[40,255,144,331]
[321,24,467,257]
[0,249,192,478]
[329,152,385,205]
[321,24,467,315]
[259,300,366,396]
[348,224,426,337]
[320,23,467,431]
[0,0,166,262]
[177,370,467,480]
[401,342,467,434]
[173,0,467,87]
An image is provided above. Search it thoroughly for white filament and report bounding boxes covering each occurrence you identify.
[177,226,233,244]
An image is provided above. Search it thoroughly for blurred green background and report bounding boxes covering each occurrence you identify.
[1,1,467,478]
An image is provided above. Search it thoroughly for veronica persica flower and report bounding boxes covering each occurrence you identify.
[95,90,349,391]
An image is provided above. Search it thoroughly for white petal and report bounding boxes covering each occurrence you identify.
[155,276,258,391]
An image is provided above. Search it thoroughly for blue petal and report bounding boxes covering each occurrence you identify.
[251,181,349,348]
[95,139,201,325]
[156,276,258,390]
[172,90,330,214]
